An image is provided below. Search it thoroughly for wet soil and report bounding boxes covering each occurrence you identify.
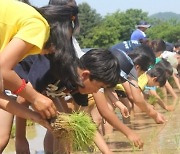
[4,95,180,154]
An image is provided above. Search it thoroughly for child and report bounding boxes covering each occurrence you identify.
[14,49,143,153]
[161,51,180,91]
[152,50,180,101]
[145,58,175,111]
[113,45,166,124]
[138,67,167,91]
[0,0,82,152]
[95,45,166,138]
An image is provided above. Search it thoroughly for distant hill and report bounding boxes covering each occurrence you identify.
[149,12,180,21]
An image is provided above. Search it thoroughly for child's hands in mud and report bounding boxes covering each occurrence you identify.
[127,132,144,149]
[165,105,174,111]
[115,101,130,118]
[154,112,166,124]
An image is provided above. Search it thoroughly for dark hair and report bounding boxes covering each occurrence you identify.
[146,39,166,54]
[155,58,173,78]
[128,45,155,71]
[165,42,174,52]
[49,0,75,5]
[48,0,80,35]
[147,67,166,87]
[19,0,81,90]
[174,41,180,54]
[79,49,120,88]
[47,54,82,90]
[174,41,180,49]
[132,45,155,65]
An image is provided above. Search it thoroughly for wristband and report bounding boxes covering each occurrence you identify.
[13,79,26,95]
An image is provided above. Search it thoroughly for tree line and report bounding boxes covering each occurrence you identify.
[76,2,180,48]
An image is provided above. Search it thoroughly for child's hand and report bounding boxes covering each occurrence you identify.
[154,112,166,124]
[165,105,174,111]
[115,101,130,118]
[120,105,130,118]
[31,93,57,119]
[127,132,144,149]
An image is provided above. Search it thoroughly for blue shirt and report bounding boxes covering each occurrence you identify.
[110,40,141,53]
[130,29,146,41]
[14,55,55,92]
[14,55,89,106]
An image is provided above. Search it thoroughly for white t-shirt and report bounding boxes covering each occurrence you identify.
[161,51,178,74]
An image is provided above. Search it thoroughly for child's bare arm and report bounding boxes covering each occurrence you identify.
[0,93,51,130]
[93,91,143,148]
[105,88,130,118]
[165,81,178,99]
[129,80,165,124]
[94,131,113,154]
[149,89,174,111]
[172,73,180,91]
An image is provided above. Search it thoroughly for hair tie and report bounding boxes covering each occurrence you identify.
[71,16,76,21]
[71,16,75,28]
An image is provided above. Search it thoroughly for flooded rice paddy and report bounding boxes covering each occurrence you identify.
[4,94,180,154]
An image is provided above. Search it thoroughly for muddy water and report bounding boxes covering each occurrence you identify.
[4,96,180,154]
[4,125,46,154]
[105,97,180,154]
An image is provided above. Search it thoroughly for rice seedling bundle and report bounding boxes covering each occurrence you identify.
[50,111,97,151]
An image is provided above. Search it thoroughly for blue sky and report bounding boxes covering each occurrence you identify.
[30,0,180,16]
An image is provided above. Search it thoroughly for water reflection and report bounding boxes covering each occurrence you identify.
[4,125,45,154]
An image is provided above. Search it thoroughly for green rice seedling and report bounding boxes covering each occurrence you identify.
[50,111,97,152]
[148,95,158,105]
[131,142,143,153]
[168,77,176,88]
[131,143,137,153]
[156,87,164,99]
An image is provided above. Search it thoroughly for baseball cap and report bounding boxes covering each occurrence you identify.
[136,20,151,28]
[110,48,138,88]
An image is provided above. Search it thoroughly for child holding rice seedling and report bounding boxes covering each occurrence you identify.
[11,48,143,153]
[0,0,84,152]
